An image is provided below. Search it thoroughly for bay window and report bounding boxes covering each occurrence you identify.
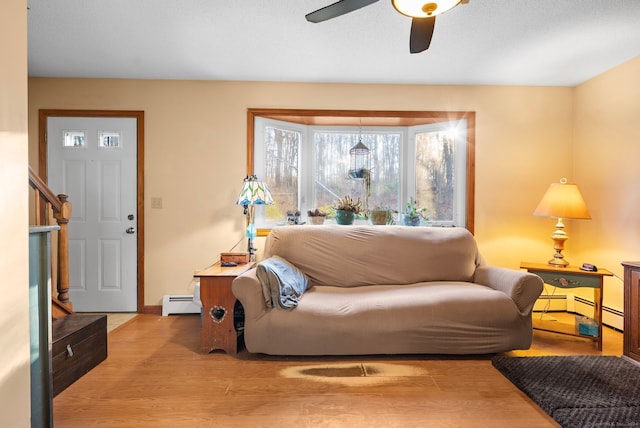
[248,109,475,233]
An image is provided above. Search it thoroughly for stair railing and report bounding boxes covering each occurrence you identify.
[28,166,72,308]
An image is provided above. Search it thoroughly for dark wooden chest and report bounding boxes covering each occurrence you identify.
[52,314,107,396]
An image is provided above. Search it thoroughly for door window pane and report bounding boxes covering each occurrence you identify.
[64,130,85,147]
[99,131,121,148]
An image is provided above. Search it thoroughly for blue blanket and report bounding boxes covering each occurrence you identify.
[256,256,309,310]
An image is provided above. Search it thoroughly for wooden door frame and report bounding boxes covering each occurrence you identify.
[39,109,145,313]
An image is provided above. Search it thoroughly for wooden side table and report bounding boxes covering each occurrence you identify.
[194,262,255,355]
[520,262,613,351]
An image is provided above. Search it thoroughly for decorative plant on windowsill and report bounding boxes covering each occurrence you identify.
[307,208,326,225]
[332,195,363,225]
[286,210,302,225]
[369,206,395,225]
[333,195,364,213]
[402,198,429,226]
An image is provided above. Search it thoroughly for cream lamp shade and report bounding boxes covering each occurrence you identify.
[533,178,591,267]
[533,181,591,220]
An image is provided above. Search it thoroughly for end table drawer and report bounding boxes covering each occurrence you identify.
[529,269,601,289]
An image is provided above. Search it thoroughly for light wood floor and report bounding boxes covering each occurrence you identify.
[53,313,623,428]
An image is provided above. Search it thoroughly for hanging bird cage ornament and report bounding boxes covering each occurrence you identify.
[348,139,371,179]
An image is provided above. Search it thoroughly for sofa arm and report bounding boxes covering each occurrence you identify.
[231,268,267,316]
[474,266,543,316]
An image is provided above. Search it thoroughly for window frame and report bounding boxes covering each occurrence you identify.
[407,120,468,227]
[247,108,476,235]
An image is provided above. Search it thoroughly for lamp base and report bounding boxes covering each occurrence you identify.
[548,256,569,267]
[548,249,569,267]
[548,222,569,267]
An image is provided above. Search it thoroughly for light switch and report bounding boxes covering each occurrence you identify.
[151,197,163,209]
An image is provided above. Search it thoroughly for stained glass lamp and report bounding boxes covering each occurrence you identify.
[236,175,274,259]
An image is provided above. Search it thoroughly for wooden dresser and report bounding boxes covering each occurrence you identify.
[622,262,640,364]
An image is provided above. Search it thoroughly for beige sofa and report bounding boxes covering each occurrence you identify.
[232,225,543,356]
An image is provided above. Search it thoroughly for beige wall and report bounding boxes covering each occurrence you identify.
[28,79,575,306]
[1,0,31,426]
[29,78,573,305]
[572,56,640,310]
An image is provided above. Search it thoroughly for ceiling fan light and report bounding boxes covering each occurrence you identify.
[392,0,462,18]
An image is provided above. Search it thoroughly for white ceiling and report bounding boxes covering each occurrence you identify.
[27,0,640,87]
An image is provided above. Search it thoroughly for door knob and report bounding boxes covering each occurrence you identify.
[126,227,136,234]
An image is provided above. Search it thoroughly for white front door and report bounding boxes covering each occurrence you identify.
[48,117,138,312]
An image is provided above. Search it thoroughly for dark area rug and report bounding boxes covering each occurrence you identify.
[492,355,640,428]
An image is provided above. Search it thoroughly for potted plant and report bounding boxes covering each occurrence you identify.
[286,210,302,225]
[402,198,428,226]
[332,195,363,225]
[307,208,326,225]
[369,206,394,225]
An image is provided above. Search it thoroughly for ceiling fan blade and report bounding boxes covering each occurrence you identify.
[306,0,379,23]
[409,16,436,54]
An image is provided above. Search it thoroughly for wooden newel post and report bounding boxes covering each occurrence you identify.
[53,194,72,305]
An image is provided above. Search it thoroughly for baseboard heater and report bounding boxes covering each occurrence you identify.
[533,294,624,332]
[162,294,201,316]
[573,296,624,332]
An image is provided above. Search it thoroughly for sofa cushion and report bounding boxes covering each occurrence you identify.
[243,281,529,355]
[264,225,480,288]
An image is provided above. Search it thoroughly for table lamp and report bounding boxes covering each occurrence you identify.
[533,178,591,267]
[236,175,273,260]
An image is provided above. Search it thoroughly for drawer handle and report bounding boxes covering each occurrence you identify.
[66,344,74,357]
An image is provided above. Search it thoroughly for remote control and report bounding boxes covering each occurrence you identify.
[580,263,597,272]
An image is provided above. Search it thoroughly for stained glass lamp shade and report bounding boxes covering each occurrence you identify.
[237,176,274,207]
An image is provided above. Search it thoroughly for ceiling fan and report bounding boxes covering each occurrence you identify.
[306,0,467,53]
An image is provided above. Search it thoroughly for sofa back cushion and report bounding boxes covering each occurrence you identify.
[263,225,480,287]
